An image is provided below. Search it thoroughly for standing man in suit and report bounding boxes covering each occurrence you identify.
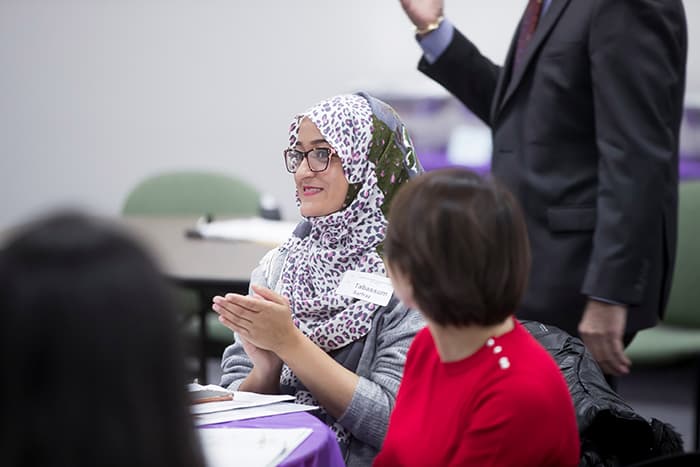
[398,0,687,377]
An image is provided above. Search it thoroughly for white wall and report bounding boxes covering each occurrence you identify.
[1,0,698,228]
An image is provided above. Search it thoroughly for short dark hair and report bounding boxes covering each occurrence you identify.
[0,211,205,467]
[385,168,531,327]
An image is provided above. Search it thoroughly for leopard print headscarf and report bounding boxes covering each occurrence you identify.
[279,92,422,352]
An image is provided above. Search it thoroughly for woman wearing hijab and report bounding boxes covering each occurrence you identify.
[214,93,424,466]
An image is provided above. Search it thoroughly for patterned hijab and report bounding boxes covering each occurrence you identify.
[278,92,422,352]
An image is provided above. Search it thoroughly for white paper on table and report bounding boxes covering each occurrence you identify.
[188,383,231,394]
[191,391,295,415]
[198,427,312,467]
[195,217,299,245]
[193,402,318,426]
[188,383,233,401]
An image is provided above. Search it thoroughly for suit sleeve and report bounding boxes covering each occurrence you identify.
[582,0,687,304]
[417,27,503,126]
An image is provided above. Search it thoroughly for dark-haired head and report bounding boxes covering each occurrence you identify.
[0,211,204,467]
[385,168,531,327]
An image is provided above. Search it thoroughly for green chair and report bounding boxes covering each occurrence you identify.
[123,171,260,218]
[123,170,261,382]
[625,181,700,449]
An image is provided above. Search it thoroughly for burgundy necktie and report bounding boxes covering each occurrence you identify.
[513,0,544,70]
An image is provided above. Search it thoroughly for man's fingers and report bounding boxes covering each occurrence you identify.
[585,333,630,376]
[608,338,631,375]
[582,333,612,374]
[581,333,605,363]
[598,335,629,376]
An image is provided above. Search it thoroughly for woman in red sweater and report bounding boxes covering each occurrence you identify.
[375,168,580,466]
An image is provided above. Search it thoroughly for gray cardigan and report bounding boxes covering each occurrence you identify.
[220,248,424,467]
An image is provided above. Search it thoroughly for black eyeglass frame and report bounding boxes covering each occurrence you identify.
[283,147,337,174]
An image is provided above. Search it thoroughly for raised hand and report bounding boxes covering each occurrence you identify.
[399,0,444,31]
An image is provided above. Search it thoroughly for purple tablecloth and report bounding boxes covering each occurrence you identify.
[202,412,345,467]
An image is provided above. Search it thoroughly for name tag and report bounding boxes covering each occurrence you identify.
[336,270,393,306]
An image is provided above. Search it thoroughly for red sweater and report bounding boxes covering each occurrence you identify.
[374,320,580,466]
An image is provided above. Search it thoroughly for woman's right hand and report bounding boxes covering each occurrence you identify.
[399,0,444,31]
[239,336,282,374]
[238,336,283,394]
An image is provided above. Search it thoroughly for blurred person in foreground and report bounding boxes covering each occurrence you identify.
[0,212,205,467]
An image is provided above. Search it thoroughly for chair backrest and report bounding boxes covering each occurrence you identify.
[122,171,260,218]
[664,181,700,327]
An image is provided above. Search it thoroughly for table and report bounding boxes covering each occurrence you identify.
[122,216,271,289]
[202,412,345,467]
[122,216,273,382]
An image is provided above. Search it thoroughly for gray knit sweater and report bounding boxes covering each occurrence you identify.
[220,248,424,467]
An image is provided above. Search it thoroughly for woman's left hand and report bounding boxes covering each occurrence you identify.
[216,286,360,419]
[213,284,301,354]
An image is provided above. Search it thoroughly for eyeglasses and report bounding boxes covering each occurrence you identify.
[283,147,336,173]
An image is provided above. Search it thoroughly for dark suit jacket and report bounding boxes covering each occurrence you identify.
[419,0,687,336]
